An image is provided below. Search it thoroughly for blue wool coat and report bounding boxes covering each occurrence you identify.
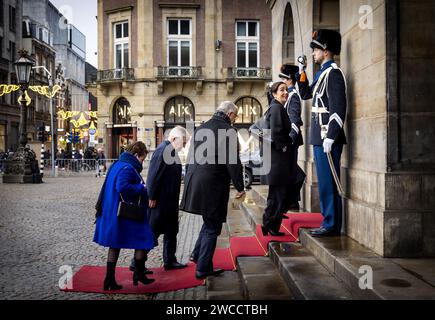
[93,152,155,250]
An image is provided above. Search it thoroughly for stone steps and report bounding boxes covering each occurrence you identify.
[299,229,435,300]
[236,257,293,300]
[206,270,245,300]
[249,185,435,300]
[268,242,354,300]
[237,188,355,300]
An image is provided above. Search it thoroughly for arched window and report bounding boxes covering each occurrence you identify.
[283,3,295,64]
[164,96,195,123]
[113,98,132,124]
[235,97,262,124]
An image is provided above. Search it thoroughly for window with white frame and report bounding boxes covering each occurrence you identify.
[113,21,129,69]
[167,19,192,76]
[235,21,259,76]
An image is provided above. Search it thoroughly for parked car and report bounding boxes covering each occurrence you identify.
[240,150,262,189]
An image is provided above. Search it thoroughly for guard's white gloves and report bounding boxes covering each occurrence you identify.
[297,55,307,73]
[323,138,334,153]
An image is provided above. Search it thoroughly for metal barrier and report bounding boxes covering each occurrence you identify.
[0,153,156,178]
[38,158,151,177]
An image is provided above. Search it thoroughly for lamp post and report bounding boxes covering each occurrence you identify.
[3,50,43,184]
[32,65,56,177]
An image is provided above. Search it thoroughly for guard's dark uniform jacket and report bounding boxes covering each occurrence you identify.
[297,60,347,146]
[284,86,304,147]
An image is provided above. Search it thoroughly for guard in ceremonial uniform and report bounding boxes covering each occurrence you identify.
[279,64,305,210]
[297,29,347,237]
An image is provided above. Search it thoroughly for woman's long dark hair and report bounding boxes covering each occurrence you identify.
[268,81,287,105]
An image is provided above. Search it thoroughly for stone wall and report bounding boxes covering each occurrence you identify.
[270,0,435,257]
[383,0,435,257]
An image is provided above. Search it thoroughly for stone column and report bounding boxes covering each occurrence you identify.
[106,122,113,159]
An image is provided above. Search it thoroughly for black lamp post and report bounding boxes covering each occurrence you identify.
[15,52,34,148]
[2,50,42,184]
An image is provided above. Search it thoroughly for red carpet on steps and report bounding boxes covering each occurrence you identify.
[213,248,236,270]
[281,213,324,241]
[62,213,323,294]
[61,263,203,294]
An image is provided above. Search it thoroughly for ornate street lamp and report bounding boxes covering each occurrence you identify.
[2,50,43,184]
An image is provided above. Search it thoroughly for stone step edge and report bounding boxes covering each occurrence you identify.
[235,256,294,300]
[268,242,356,300]
[299,229,383,300]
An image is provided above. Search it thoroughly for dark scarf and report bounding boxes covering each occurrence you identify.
[212,111,232,126]
[119,151,143,173]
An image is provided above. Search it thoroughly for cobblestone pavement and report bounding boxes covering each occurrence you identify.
[0,176,203,300]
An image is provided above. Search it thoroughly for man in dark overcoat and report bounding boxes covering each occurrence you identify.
[129,126,188,272]
[180,101,245,279]
[146,126,188,270]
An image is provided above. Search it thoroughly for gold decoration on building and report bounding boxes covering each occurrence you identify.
[77,113,89,127]
[17,90,32,106]
[0,84,20,96]
[28,85,62,98]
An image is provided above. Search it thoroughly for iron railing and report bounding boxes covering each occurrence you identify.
[97,68,135,82]
[157,66,202,79]
[227,67,272,80]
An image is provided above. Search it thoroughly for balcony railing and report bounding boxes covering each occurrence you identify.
[157,66,202,79]
[97,68,135,82]
[227,67,272,80]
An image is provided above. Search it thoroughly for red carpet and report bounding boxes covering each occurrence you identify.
[281,213,323,240]
[230,236,266,260]
[254,224,297,252]
[63,213,323,294]
[213,248,236,270]
[61,263,204,294]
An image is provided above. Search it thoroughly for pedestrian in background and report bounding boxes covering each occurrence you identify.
[93,141,155,290]
[180,101,245,280]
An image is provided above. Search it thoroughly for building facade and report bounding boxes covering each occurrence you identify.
[23,0,89,153]
[0,0,23,153]
[268,0,435,257]
[22,0,58,151]
[94,0,272,158]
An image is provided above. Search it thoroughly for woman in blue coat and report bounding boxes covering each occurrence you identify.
[93,142,155,290]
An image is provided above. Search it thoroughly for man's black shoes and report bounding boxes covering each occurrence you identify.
[309,227,340,237]
[195,269,224,279]
[164,262,188,271]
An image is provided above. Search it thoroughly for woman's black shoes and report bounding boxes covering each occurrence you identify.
[261,225,285,237]
[133,272,155,286]
[103,262,123,291]
[103,277,123,291]
[133,259,155,286]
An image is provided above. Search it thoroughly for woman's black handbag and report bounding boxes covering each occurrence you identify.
[117,193,145,222]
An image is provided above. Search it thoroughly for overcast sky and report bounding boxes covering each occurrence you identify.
[49,0,98,68]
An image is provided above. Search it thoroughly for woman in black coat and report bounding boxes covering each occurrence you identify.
[262,81,298,236]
